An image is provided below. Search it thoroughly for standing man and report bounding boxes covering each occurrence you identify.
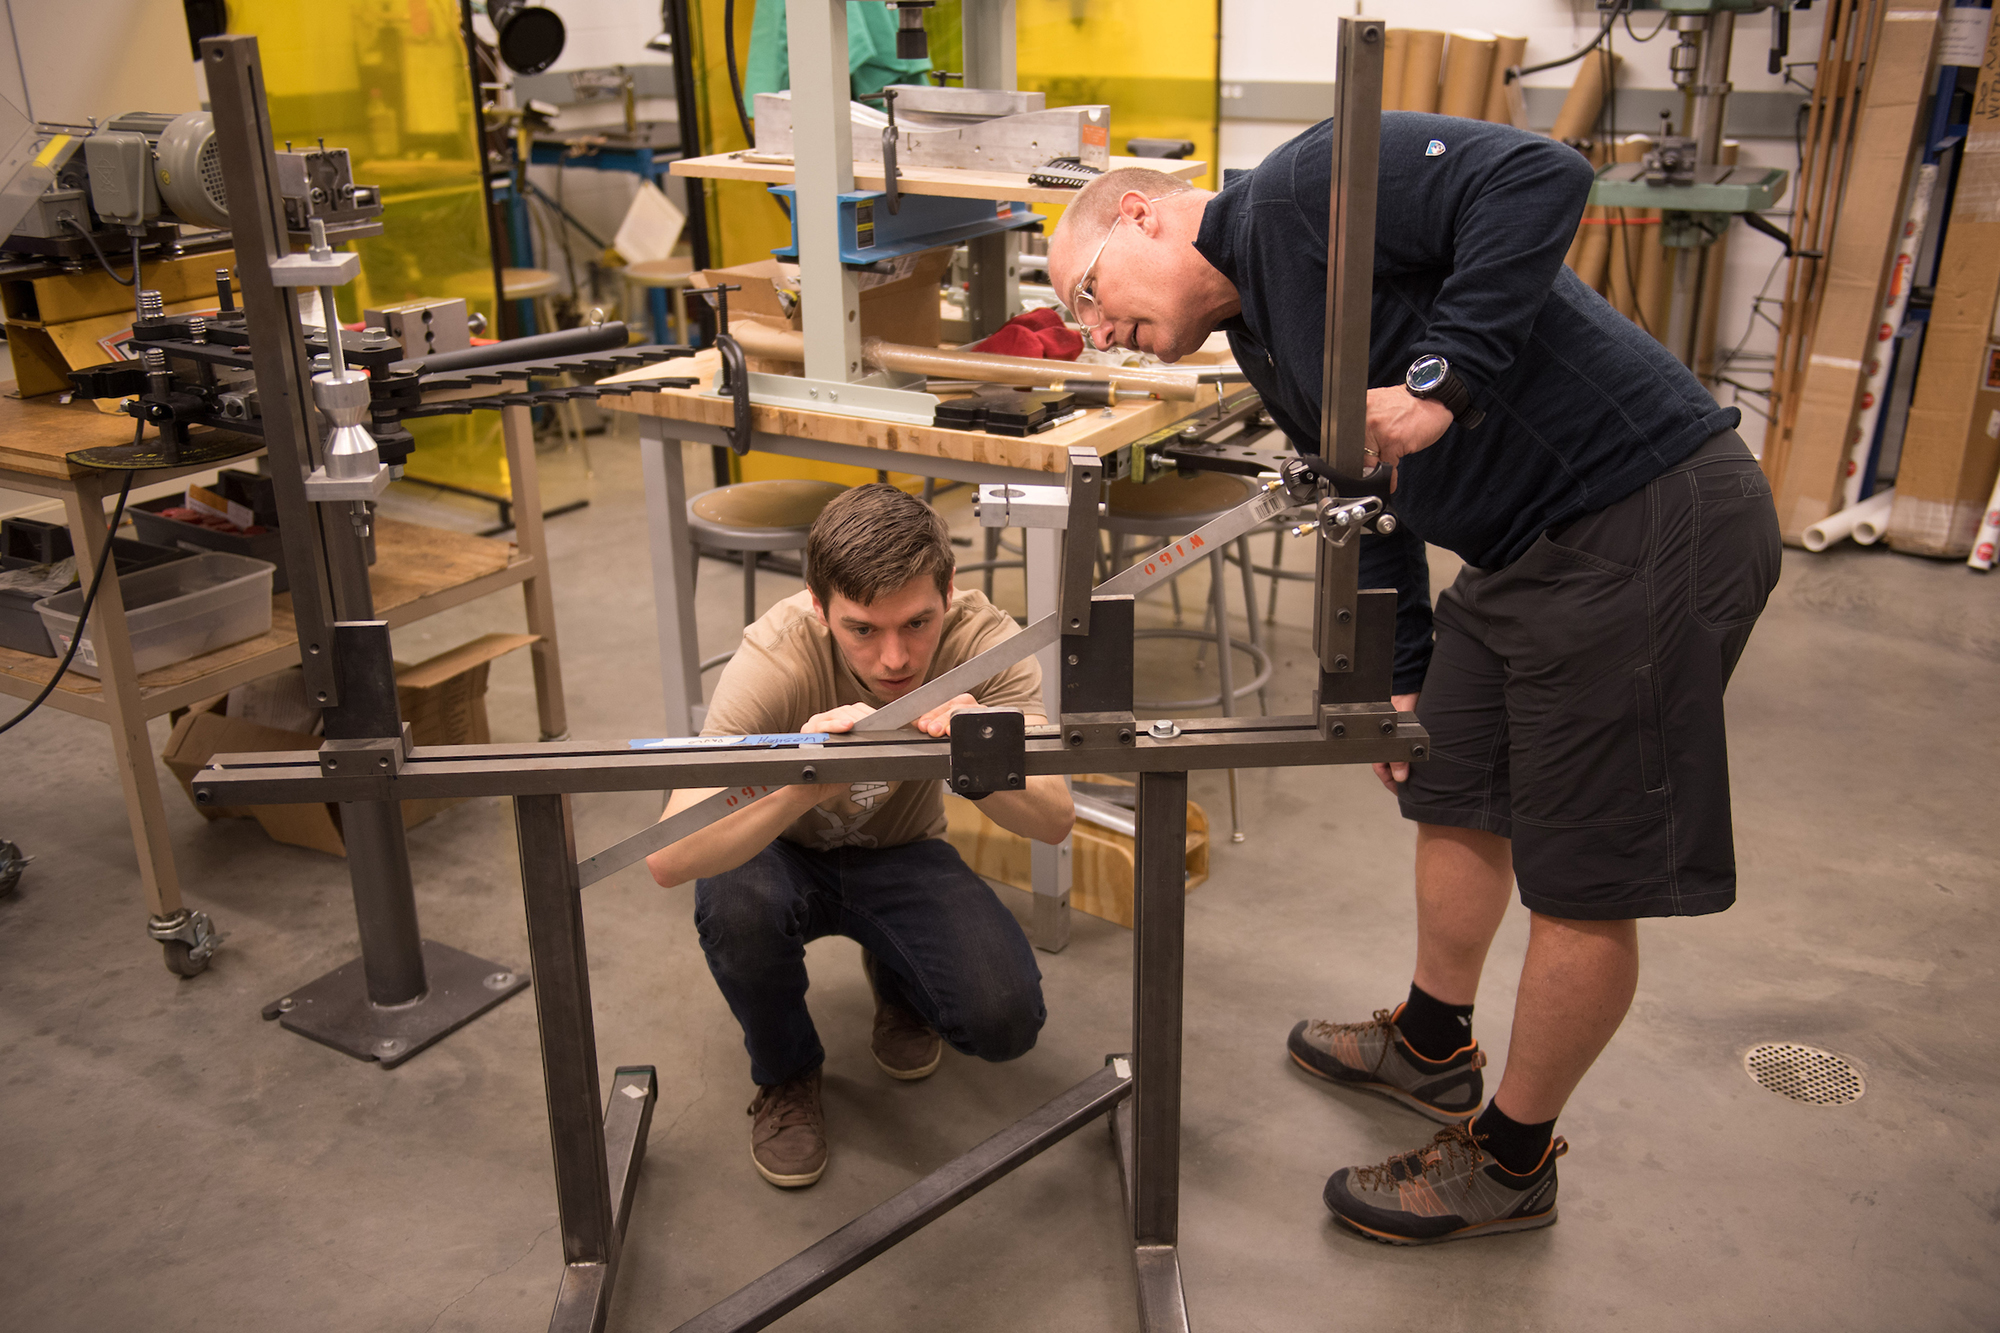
[1047,113,1780,1244]
[647,485,1073,1189]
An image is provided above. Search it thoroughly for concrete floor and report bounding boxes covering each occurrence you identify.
[3,419,1996,1332]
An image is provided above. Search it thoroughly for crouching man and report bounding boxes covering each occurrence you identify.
[647,484,1074,1188]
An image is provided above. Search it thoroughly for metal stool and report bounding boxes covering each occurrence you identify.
[1227,514,1317,624]
[1102,472,1273,840]
[622,257,695,346]
[687,479,848,672]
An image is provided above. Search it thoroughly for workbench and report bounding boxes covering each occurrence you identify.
[671,150,1205,206]
[603,353,1229,950]
[0,390,568,958]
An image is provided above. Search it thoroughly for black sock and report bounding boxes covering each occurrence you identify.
[1396,982,1474,1061]
[1472,1102,1556,1176]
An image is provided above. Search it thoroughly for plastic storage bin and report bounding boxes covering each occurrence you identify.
[0,521,192,657]
[35,551,275,678]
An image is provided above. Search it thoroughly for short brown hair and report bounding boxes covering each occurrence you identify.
[806,484,954,608]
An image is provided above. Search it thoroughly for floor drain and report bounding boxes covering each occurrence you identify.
[1744,1042,1864,1105]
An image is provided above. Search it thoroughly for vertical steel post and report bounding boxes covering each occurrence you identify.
[1666,13,1736,368]
[963,0,1021,338]
[1317,17,1385,487]
[1130,770,1188,1245]
[789,0,864,382]
[514,795,616,1277]
[200,35,347,704]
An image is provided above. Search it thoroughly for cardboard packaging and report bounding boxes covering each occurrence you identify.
[160,632,535,856]
[1768,2,1940,545]
[1891,13,2000,556]
[696,247,953,350]
[943,775,1209,930]
[1,250,237,404]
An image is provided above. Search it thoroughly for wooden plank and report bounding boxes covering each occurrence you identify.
[671,152,1205,207]
[602,349,1222,473]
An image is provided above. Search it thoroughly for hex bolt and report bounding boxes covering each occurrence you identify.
[801,765,816,782]
[1118,729,1133,744]
[1069,732,1085,747]
[1148,719,1180,740]
[1067,654,1079,665]
[1333,655,1351,671]
[981,724,994,740]
[1412,745,1429,760]
[956,775,971,788]
[1006,772,1019,786]
[324,758,338,770]
[1335,608,1352,624]
[277,997,296,1012]
[1380,719,1397,736]
[377,756,390,768]
[1330,722,1347,738]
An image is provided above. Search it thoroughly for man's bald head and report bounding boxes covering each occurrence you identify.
[1045,168,1238,364]
[1057,167,1195,250]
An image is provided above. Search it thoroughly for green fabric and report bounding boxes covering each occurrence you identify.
[743,1,933,114]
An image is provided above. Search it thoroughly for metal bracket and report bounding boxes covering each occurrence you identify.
[147,909,224,963]
[268,250,361,286]
[319,724,414,778]
[1059,447,1102,636]
[303,465,393,502]
[949,709,1026,798]
[733,369,940,426]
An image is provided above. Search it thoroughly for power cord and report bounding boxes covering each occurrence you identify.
[1509,0,1631,84]
[0,452,138,736]
[59,217,141,289]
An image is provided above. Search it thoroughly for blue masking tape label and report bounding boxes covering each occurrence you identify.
[627,733,830,750]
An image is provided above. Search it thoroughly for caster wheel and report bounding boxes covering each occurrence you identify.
[163,939,210,978]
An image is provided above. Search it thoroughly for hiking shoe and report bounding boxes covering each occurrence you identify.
[863,951,942,1081]
[1287,1005,1485,1124]
[1324,1123,1567,1245]
[747,1068,827,1188]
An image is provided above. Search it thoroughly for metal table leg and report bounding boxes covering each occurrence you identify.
[640,417,704,736]
[1122,769,1191,1332]
[516,793,659,1333]
[1024,525,1073,952]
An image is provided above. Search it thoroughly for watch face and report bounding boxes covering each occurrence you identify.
[1408,356,1449,394]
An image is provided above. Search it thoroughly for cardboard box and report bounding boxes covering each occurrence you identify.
[943,774,1209,930]
[161,632,535,857]
[698,246,953,349]
[1891,14,2000,556]
[1768,4,1941,544]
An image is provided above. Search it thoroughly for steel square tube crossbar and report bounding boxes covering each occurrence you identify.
[669,1061,1133,1333]
[194,716,1422,807]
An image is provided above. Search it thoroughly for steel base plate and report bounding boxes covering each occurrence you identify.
[267,939,530,1068]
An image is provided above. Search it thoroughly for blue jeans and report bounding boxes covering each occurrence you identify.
[695,837,1046,1087]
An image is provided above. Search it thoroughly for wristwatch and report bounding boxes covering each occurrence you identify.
[1404,354,1485,428]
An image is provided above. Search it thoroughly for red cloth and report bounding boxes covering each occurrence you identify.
[972,308,1083,361]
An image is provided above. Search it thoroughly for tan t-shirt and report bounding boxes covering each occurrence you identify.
[701,588,1044,850]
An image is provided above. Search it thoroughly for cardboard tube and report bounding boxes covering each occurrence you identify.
[1483,34,1528,123]
[1401,30,1446,113]
[1571,141,1611,293]
[1550,50,1619,143]
[1440,32,1497,120]
[1855,488,1899,546]
[1802,488,1895,552]
[1605,136,1650,320]
[1381,28,1408,111]
[724,319,1203,400]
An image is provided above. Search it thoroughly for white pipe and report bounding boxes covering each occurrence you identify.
[1802,488,1896,552]
[1853,487,1898,546]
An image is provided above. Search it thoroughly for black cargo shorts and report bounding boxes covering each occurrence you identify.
[1396,431,1781,920]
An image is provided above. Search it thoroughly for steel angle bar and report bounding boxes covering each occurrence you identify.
[575,782,784,889]
[669,1060,1132,1333]
[855,483,1288,733]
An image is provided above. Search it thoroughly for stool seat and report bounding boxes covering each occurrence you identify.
[501,267,562,301]
[688,480,848,548]
[1105,472,1257,533]
[625,257,696,287]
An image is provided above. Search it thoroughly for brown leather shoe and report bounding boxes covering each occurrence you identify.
[746,1068,827,1188]
[863,951,942,1081]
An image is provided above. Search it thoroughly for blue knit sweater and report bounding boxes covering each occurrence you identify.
[1198,113,1740,691]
